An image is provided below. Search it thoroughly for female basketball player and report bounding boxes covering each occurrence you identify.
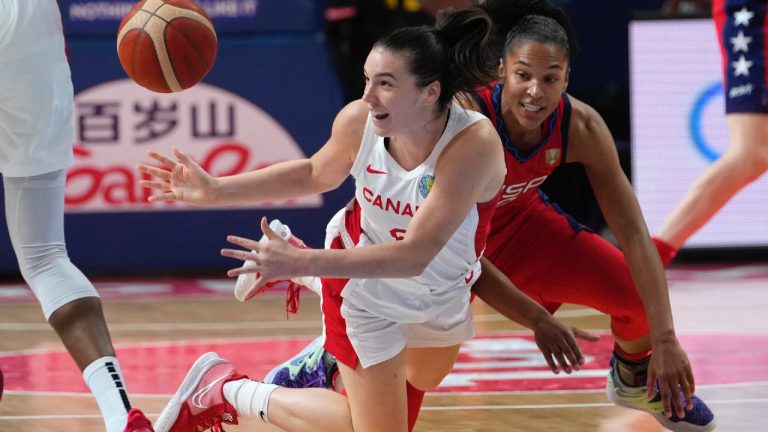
[0,1,152,431]
[267,2,717,431]
[655,0,768,264]
[461,1,715,430]
[139,9,510,432]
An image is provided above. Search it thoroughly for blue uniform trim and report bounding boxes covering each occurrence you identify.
[720,0,768,113]
[537,189,593,234]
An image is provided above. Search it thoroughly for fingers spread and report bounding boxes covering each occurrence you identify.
[227,235,262,251]
[541,350,558,374]
[137,164,172,181]
[147,150,178,169]
[260,217,279,240]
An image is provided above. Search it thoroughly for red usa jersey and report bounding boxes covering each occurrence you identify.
[471,83,572,225]
[347,102,497,308]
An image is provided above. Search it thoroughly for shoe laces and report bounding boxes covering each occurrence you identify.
[285,281,301,318]
[276,357,328,388]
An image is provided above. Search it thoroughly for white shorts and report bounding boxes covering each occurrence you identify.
[321,202,474,369]
[0,0,75,177]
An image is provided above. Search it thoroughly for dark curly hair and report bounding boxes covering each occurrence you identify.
[479,0,580,62]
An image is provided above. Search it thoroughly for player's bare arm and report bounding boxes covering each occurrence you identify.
[566,96,694,416]
[137,100,367,207]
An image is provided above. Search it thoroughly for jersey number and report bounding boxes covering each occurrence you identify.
[389,228,406,241]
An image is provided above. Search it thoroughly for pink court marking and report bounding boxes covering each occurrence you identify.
[1,333,766,395]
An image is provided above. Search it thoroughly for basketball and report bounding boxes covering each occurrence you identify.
[116,0,217,93]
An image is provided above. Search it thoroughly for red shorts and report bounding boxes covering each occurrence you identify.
[320,201,362,369]
[485,191,650,341]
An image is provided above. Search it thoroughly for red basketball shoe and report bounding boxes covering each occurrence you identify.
[124,408,154,432]
[154,352,247,432]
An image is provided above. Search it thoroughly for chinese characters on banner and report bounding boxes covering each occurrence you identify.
[69,80,323,212]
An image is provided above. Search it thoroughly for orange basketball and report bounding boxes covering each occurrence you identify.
[117,0,217,93]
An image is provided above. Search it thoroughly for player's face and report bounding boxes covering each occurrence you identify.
[361,47,437,137]
[499,41,569,131]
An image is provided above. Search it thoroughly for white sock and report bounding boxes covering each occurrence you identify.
[82,356,131,432]
[223,379,278,423]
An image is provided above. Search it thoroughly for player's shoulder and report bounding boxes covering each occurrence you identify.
[564,93,608,138]
[336,99,368,123]
[331,100,369,137]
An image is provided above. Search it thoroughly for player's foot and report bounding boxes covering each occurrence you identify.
[124,408,154,432]
[264,336,337,389]
[606,357,716,432]
[154,352,247,432]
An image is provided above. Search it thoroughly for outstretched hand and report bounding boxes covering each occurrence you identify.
[136,148,215,205]
[222,217,306,287]
[532,314,599,374]
[647,338,695,419]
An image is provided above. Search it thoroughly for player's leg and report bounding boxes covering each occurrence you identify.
[656,0,768,256]
[655,113,768,251]
[156,281,409,432]
[487,195,651,350]
[405,345,459,393]
[487,195,715,431]
[3,170,151,432]
[401,345,460,431]
[232,353,407,432]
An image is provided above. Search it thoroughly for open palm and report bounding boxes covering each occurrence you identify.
[137,148,215,206]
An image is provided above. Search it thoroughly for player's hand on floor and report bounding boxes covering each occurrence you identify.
[647,338,695,419]
[532,315,599,374]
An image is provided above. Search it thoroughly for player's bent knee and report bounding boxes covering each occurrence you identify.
[19,245,99,320]
[405,346,460,390]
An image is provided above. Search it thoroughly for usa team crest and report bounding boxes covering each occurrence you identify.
[545,148,561,165]
[418,175,435,198]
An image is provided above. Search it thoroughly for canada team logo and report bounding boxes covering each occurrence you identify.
[418,174,434,198]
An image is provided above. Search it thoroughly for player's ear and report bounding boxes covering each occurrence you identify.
[423,80,441,105]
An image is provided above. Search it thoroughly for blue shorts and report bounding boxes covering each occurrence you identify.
[713,0,768,113]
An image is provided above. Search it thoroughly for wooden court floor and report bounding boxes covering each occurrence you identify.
[1,263,767,431]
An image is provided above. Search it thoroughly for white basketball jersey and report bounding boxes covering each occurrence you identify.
[343,101,497,322]
[0,0,75,177]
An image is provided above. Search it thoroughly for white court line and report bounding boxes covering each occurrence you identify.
[4,381,767,399]
[422,398,768,411]
[1,398,766,421]
[0,309,600,331]
[0,320,322,332]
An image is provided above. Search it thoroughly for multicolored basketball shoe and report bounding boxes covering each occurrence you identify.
[124,408,154,432]
[154,352,247,432]
[606,357,716,432]
[263,336,337,389]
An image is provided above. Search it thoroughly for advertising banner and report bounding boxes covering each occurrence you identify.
[0,31,346,275]
[60,0,324,35]
[630,19,768,248]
